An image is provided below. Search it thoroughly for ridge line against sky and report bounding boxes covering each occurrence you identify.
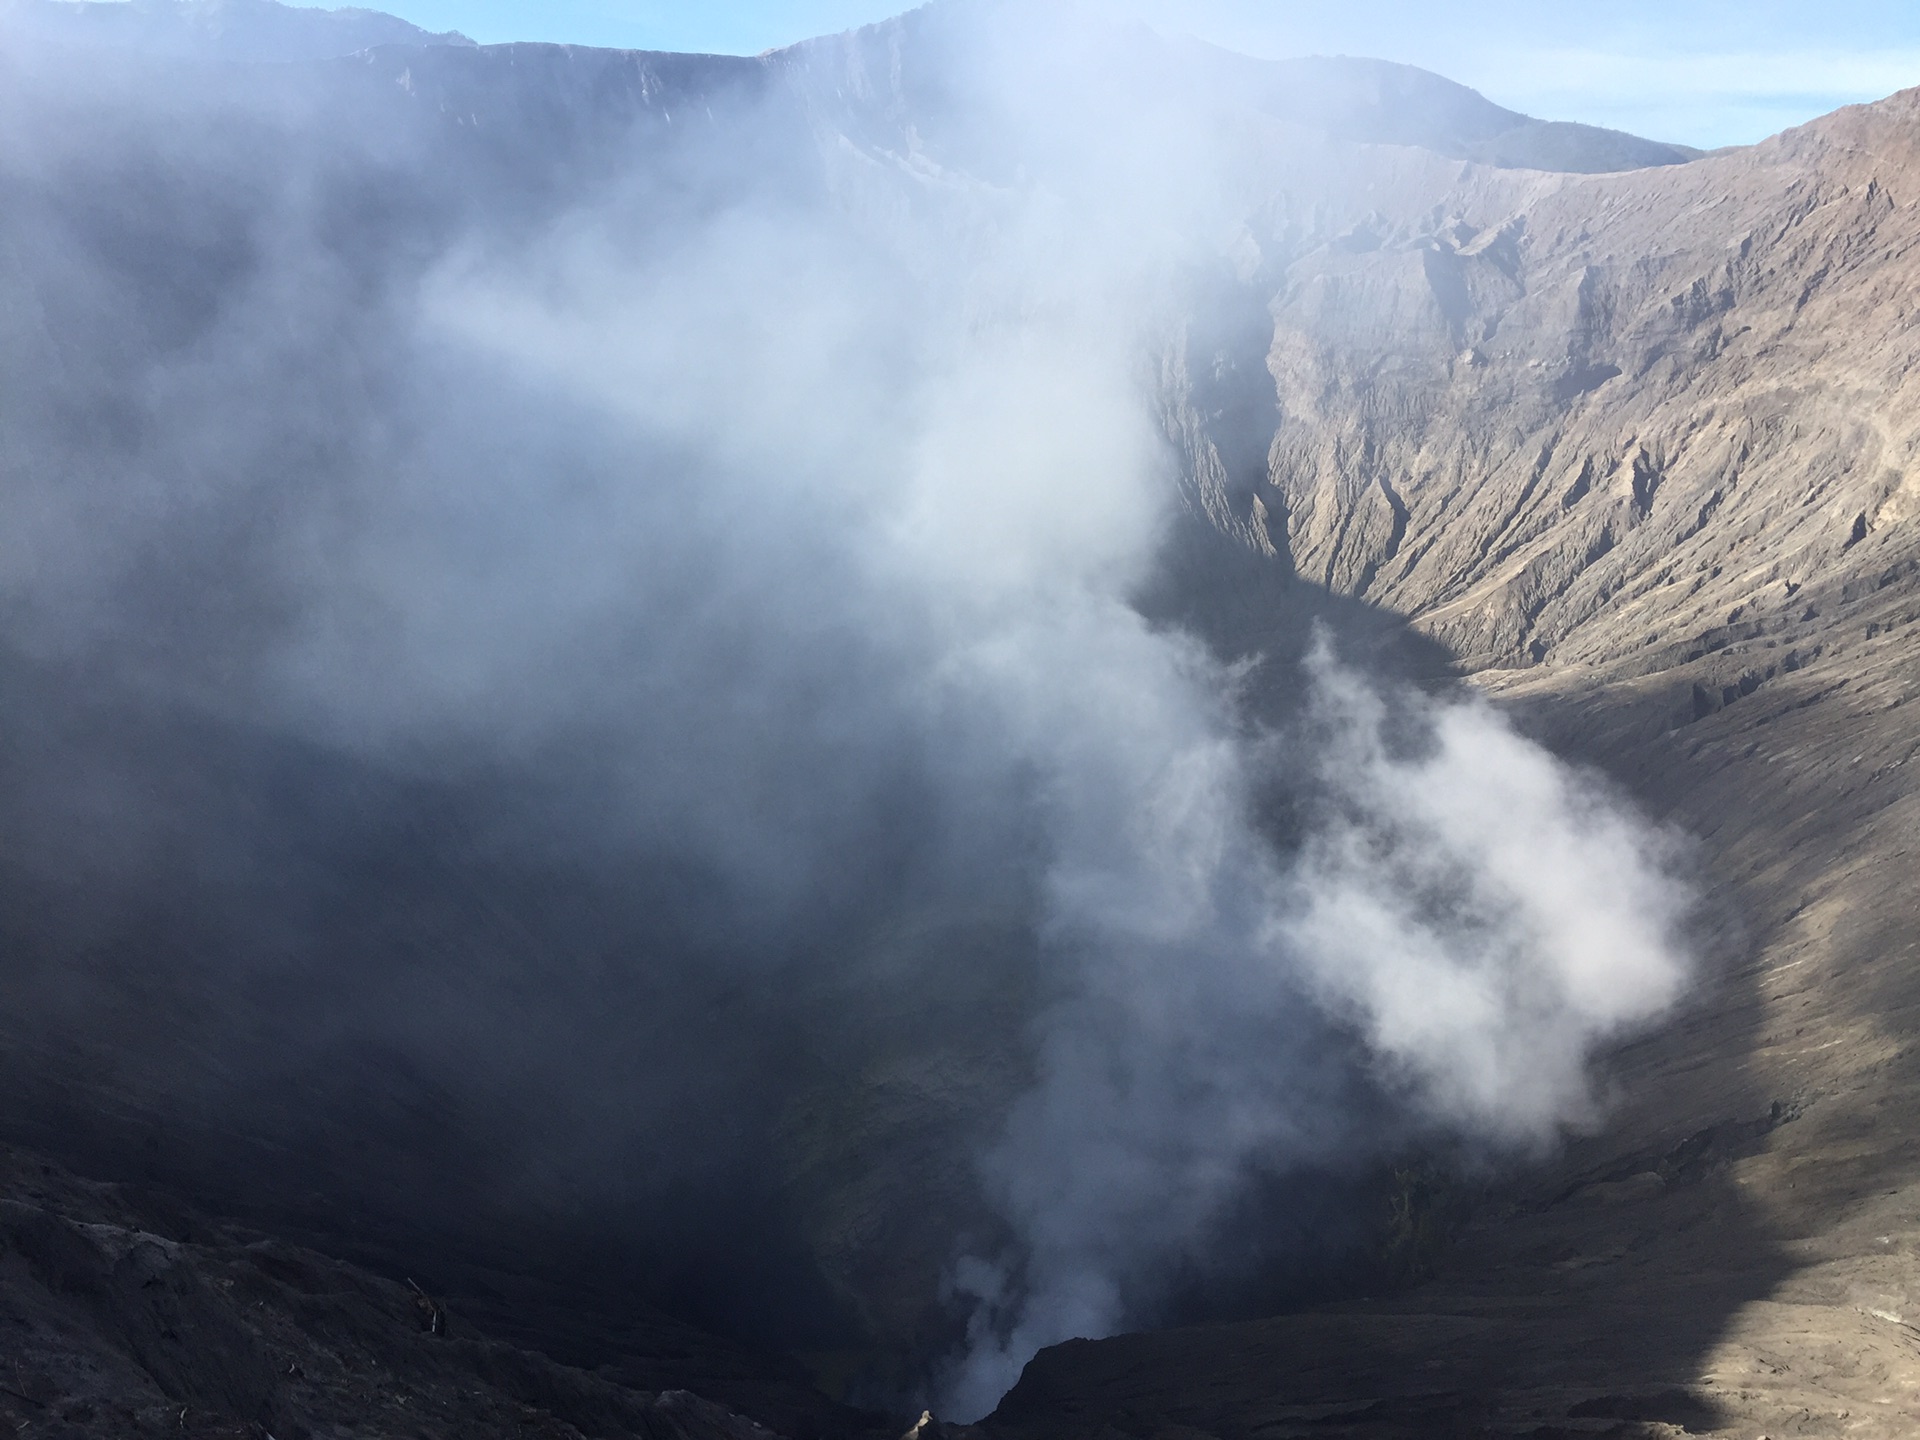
[58,1,1920,156]
[275,0,1920,150]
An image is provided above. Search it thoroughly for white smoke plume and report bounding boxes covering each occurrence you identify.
[940,637,1692,1417]
[1291,648,1693,1139]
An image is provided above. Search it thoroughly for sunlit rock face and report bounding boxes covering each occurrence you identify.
[2,3,1918,1437]
[1203,105,1920,683]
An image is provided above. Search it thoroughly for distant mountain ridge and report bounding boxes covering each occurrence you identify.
[0,0,1696,176]
[1183,46,1701,172]
[1,0,473,63]
[774,3,1699,176]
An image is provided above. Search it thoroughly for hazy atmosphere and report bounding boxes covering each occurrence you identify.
[4,3,1919,1439]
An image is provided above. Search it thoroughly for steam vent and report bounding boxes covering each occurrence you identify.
[1,1,1917,1436]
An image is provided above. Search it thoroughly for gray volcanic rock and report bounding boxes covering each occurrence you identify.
[1,0,474,63]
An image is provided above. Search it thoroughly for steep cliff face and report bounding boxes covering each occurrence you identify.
[1194,94,1920,687]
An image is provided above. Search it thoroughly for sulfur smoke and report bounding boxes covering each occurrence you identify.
[0,0,1692,1422]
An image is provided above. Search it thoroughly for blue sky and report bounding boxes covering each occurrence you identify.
[336,1,1920,148]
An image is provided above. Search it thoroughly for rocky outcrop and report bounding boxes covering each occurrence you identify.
[0,1143,885,1440]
